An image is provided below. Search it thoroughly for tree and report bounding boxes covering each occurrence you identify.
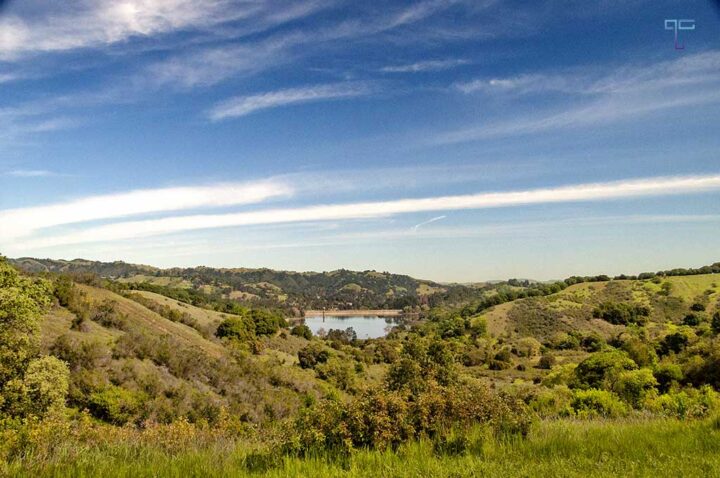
[291,324,313,340]
[297,344,329,369]
[613,368,657,408]
[12,356,70,417]
[712,312,720,335]
[215,316,255,342]
[573,351,637,390]
[0,258,65,419]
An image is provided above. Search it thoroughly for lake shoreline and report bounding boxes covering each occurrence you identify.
[303,309,403,317]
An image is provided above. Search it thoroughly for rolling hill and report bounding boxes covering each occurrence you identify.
[10,257,487,310]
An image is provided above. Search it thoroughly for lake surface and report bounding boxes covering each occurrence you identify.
[303,315,402,339]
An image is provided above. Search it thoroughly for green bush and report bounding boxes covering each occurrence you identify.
[250,309,287,336]
[573,351,637,390]
[88,385,147,425]
[538,353,557,370]
[297,344,329,369]
[613,368,658,408]
[654,363,683,393]
[215,316,255,342]
[621,337,657,367]
[644,386,718,418]
[658,331,690,356]
[529,386,573,417]
[314,358,355,391]
[285,380,530,454]
[593,302,649,325]
[290,324,312,340]
[91,300,128,330]
[711,312,720,334]
[569,389,627,418]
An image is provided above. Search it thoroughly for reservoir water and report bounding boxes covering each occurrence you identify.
[303,315,402,339]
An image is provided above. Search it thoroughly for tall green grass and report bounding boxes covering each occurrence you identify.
[3,418,719,477]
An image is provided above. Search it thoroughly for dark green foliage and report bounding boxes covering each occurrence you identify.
[573,351,637,389]
[538,353,556,370]
[385,338,456,393]
[250,309,286,336]
[297,344,329,369]
[683,313,702,326]
[654,363,683,393]
[712,312,720,334]
[216,316,255,342]
[620,337,657,367]
[325,327,357,346]
[658,332,690,356]
[593,302,649,325]
[290,324,313,340]
[580,333,605,352]
[91,300,128,330]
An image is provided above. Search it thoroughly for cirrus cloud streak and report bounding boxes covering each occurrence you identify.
[11,173,720,250]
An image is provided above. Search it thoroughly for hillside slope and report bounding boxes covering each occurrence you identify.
[479,274,720,341]
[38,283,327,424]
[12,257,484,310]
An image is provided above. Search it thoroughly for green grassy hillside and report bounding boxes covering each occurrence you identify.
[479,274,719,341]
[3,257,720,477]
[35,282,334,425]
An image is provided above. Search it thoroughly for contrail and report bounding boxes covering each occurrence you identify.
[412,215,446,231]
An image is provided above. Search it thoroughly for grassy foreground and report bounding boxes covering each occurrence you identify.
[3,418,720,477]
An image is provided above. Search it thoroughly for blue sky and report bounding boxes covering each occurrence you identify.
[1,0,719,281]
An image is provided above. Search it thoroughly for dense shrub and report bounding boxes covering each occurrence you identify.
[91,300,128,330]
[216,316,255,342]
[88,385,148,425]
[290,324,312,340]
[644,386,718,418]
[568,389,627,418]
[683,313,702,326]
[297,344,329,369]
[516,337,542,357]
[538,353,556,370]
[326,327,357,346]
[250,309,287,336]
[658,331,690,356]
[593,302,649,325]
[314,358,355,390]
[620,337,657,367]
[654,363,683,393]
[285,380,530,453]
[580,333,605,352]
[711,312,720,334]
[573,351,636,390]
[550,332,579,350]
[529,386,573,417]
[612,368,658,408]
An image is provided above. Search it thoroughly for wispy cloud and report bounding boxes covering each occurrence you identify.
[381,59,469,73]
[143,0,468,89]
[208,82,373,120]
[0,0,329,61]
[4,169,61,178]
[438,51,720,144]
[412,215,446,231]
[10,174,720,249]
[0,179,292,241]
